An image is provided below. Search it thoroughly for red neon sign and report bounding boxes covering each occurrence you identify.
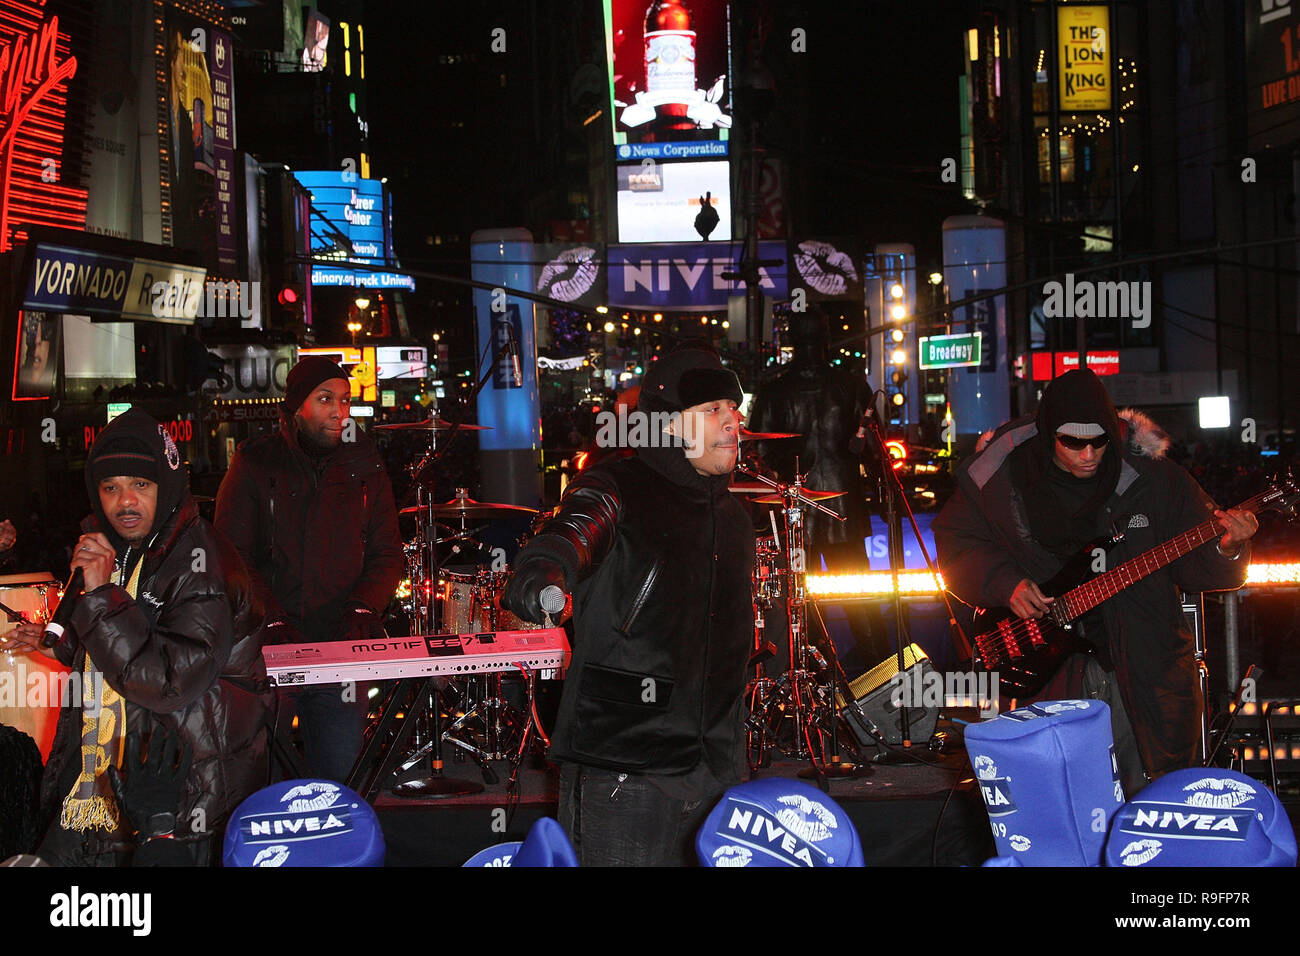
[0,0,88,252]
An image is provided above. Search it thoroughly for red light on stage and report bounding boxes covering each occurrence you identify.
[885,439,908,470]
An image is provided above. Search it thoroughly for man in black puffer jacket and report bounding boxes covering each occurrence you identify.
[215,357,403,783]
[504,346,755,866]
[10,409,270,865]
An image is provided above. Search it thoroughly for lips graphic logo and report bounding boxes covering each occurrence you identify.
[1007,834,1031,852]
[711,845,752,867]
[281,781,343,813]
[775,794,837,843]
[794,240,858,296]
[1182,776,1257,809]
[252,845,290,867]
[1039,700,1091,715]
[1119,839,1162,866]
[537,246,599,302]
[973,754,998,781]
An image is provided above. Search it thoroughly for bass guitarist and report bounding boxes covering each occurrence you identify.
[933,370,1258,796]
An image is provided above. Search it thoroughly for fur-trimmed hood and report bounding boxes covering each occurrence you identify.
[1118,408,1170,460]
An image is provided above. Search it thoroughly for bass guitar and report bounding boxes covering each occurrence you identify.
[970,473,1300,699]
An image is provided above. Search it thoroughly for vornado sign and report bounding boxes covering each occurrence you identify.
[22,242,207,324]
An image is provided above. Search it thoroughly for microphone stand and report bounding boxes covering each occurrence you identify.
[855,400,919,755]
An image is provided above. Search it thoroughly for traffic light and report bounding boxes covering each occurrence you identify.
[276,284,304,328]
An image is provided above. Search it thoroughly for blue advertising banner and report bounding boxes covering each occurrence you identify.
[607,240,788,310]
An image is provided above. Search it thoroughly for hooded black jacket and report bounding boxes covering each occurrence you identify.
[40,410,270,857]
[214,415,403,641]
[933,409,1250,778]
[516,441,755,776]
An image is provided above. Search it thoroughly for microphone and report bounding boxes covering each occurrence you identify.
[41,567,84,648]
[504,323,523,387]
[539,585,567,616]
[849,405,873,455]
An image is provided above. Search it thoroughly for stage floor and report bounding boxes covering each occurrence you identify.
[371,746,995,866]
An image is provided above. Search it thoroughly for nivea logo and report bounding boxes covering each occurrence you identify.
[242,808,353,844]
[980,778,1018,816]
[1122,806,1253,841]
[721,802,832,866]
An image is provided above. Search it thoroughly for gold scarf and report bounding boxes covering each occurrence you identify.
[59,557,140,832]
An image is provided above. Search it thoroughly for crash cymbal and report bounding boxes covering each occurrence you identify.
[374,418,492,431]
[428,496,539,518]
[752,489,846,505]
[738,429,800,441]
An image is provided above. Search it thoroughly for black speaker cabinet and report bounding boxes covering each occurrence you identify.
[836,643,941,748]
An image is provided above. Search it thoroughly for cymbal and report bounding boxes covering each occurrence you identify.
[374,418,491,431]
[427,496,538,518]
[739,429,800,441]
[752,489,846,505]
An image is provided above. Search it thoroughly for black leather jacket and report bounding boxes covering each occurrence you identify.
[514,444,755,775]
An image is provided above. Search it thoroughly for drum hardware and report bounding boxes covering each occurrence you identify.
[736,464,865,776]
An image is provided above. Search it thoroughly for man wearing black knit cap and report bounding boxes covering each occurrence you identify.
[6,408,269,864]
[503,345,756,865]
[216,355,403,783]
[934,370,1258,794]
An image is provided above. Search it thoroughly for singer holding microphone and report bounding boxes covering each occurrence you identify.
[502,345,756,866]
[4,409,271,865]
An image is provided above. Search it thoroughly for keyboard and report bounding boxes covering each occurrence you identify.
[263,628,570,686]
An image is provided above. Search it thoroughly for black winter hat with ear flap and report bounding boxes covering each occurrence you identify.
[639,346,743,415]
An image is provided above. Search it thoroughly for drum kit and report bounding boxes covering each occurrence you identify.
[372,416,556,798]
[366,414,869,795]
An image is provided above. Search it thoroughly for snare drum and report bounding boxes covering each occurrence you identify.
[0,572,68,761]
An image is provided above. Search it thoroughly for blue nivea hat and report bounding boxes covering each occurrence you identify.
[1105,768,1297,867]
[965,699,1124,866]
[696,778,865,867]
[223,779,385,867]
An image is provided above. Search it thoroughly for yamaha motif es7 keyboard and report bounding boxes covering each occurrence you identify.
[262,628,571,686]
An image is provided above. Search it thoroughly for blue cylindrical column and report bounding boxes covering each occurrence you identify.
[470,228,541,505]
[942,215,1010,443]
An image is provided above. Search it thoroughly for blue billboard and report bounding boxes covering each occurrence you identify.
[296,171,413,290]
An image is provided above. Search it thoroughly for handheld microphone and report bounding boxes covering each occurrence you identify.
[41,566,84,648]
[539,585,567,615]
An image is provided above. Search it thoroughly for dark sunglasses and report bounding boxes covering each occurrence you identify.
[1056,433,1110,451]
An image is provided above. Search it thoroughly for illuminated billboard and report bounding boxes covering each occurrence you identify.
[163,8,238,274]
[617,159,731,243]
[299,346,377,402]
[0,2,88,252]
[296,170,414,291]
[605,0,732,151]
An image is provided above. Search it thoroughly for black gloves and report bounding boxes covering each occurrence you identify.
[502,559,566,625]
[339,603,387,643]
[107,728,192,841]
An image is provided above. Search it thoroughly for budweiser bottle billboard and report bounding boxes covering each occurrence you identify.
[644,0,695,129]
